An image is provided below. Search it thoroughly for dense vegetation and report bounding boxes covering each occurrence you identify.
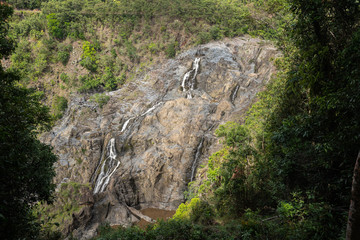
[94,0,360,239]
[0,3,57,240]
[6,0,289,119]
[2,0,360,239]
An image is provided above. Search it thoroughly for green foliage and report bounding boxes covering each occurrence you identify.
[197,31,211,44]
[46,13,66,39]
[180,1,359,239]
[51,96,68,120]
[78,75,102,93]
[6,0,47,10]
[60,73,70,84]
[174,197,215,225]
[124,40,138,63]
[7,0,293,103]
[9,39,33,80]
[147,42,159,55]
[1,5,57,239]
[266,0,360,207]
[90,93,110,109]
[80,41,98,72]
[101,67,117,91]
[35,182,91,234]
[56,43,72,66]
[94,219,250,240]
[10,13,45,39]
[165,41,178,58]
[209,26,222,41]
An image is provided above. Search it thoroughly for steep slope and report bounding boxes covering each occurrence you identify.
[40,37,280,239]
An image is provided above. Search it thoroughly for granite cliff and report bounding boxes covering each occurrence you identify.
[41,37,280,239]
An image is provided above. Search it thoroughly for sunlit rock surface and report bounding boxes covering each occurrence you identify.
[41,37,280,239]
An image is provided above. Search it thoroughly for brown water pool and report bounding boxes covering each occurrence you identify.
[136,208,176,229]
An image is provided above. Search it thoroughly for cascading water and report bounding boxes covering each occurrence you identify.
[121,102,163,134]
[181,58,201,99]
[141,102,163,116]
[190,58,201,90]
[190,138,204,182]
[181,72,191,92]
[231,85,240,104]
[121,117,134,133]
[93,138,120,194]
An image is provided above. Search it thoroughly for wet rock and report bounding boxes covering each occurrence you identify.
[41,37,280,239]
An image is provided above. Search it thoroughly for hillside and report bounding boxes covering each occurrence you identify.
[1,0,360,240]
[5,0,289,119]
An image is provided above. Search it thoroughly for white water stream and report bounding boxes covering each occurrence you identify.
[121,102,163,134]
[93,138,120,194]
[190,138,204,182]
[190,58,201,90]
[141,102,163,116]
[181,72,191,91]
[121,117,134,133]
[181,58,201,99]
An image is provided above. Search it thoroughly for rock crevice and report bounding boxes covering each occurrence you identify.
[41,37,280,239]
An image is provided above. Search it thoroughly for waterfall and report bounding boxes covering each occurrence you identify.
[141,102,163,116]
[231,85,240,104]
[190,138,204,182]
[93,138,120,194]
[121,117,134,133]
[181,72,191,92]
[181,58,201,99]
[190,58,201,90]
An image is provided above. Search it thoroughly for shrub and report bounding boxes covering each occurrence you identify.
[90,93,110,109]
[60,73,70,84]
[125,40,138,63]
[148,42,159,54]
[80,41,98,72]
[210,25,222,40]
[197,31,211,44]
[46,13,66,39]
[10,40,33,80]
[57,51,70,66]
[78,75,102,93]
[52,96,68,120]
[118,73,126,85]
[165,41,178,58]
[101,67,117,91]
[173,198,215,225]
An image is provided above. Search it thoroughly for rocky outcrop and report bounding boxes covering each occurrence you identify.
[41,37,280,239]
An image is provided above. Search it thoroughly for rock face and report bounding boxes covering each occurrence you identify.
[41,37,280,239]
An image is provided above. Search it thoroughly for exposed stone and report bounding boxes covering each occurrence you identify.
[41,37,280,239]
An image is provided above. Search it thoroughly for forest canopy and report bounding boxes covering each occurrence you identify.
[2,0,360,239]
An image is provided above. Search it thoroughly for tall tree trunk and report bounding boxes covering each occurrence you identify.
[346,151,360,240]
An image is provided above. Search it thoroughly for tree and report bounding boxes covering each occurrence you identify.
[268,0,360,205]
[0,3,57,239]
[347,152,360,240]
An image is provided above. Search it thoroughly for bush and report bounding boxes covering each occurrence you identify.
[125,40,138,63]
[80,41,98,72]
[57,50,71,66]
[52,96,68,120]
[173,198,215,225]
[90,93,110,109]
[9,40,33,80]
[197,31,211,44]
[60,73,70,84]
[148,42,159,54]
[101,67,117,91]
[78,75,102,93]
[165,41,178,58]
[46,13,66,39]
[210,25,222,40]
